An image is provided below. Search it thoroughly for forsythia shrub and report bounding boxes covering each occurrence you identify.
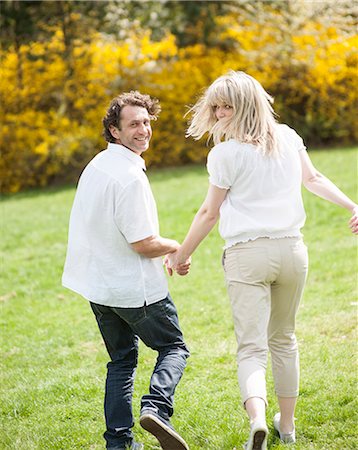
[0,15,356,192]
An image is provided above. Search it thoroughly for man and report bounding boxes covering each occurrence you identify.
[62,91,190,450]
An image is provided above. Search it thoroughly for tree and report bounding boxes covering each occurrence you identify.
[103,0,237,47]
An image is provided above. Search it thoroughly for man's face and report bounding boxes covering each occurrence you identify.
[111,105,152,155]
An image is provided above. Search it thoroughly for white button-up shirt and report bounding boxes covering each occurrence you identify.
[62,143,168,307]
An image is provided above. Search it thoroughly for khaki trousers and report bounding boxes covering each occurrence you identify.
[223,237,308,405]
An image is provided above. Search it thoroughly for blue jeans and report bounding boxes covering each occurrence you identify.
[90,294,189,449]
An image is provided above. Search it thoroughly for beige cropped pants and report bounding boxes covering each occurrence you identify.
[223,237,308,406]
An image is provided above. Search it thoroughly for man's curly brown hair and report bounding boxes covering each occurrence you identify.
[102,91,161,143]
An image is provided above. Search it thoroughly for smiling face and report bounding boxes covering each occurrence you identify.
[109,105,152,155]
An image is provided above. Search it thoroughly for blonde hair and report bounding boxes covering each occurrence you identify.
[186,71,279,155]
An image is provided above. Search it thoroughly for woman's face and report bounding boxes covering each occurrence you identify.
[214,104,234,121]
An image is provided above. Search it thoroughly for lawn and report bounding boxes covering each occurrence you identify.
[1,148,357,450]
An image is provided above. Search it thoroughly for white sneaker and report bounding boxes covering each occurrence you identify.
[243,420,268,450]
[273,412,296,444]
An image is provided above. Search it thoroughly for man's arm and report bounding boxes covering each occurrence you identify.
[131,235,180,258]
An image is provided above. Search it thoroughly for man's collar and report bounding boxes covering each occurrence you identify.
[107,143,146,171]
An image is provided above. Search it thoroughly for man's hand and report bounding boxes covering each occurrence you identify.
[163,255,174,276]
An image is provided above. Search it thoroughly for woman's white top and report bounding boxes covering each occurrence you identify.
[207,124,306,248]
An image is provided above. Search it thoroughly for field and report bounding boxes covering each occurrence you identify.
[1,148,357,449]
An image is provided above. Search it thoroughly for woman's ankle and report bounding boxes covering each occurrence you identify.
[279,416,295,434]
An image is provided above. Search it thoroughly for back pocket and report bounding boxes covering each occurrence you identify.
[225,247,268,283]
[290,240,309,274]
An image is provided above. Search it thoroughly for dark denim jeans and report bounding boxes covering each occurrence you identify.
[90,294,189,449]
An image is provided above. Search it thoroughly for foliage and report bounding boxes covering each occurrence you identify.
[104,0,234,46]
[0,1,357,192]
[1,149,357,449]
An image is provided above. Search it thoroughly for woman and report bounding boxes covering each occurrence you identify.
[167,71,357,449]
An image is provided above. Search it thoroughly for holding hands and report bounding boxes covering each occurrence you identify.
[164,248,191,276]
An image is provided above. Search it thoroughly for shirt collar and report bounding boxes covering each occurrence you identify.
[107,143,146,171]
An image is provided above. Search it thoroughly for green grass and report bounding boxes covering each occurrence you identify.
[1,148,357,450]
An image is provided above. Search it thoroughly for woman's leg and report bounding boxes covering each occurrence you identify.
[245,397,267,424]
[223,242,271,420]
[268,238,308,433]
[277,397,296,433]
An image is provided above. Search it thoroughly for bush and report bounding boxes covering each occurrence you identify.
[1,11,356,192]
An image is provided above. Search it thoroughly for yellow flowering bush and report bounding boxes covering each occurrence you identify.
[1,14,356,192]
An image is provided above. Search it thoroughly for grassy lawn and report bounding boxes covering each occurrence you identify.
[1,148,357,450]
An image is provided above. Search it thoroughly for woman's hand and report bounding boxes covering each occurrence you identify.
[349,205,358,234]
[163,184,226,277]
[164,251,191,276]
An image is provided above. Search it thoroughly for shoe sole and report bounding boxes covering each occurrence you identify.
[244,428,267,450]
[252,430,266,450]
[139,413,189,450]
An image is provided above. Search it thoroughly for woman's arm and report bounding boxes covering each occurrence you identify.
[300,149,358,233]
[168,184,228,269]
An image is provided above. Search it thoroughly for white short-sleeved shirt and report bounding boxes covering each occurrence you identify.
[207,124,307,248]
[62,143,168,307]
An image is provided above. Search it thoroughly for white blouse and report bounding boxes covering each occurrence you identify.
[207,124,306,248]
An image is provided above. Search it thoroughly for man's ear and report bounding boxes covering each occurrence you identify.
[109,125,120,140]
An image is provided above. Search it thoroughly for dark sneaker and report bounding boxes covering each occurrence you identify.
[139,409,189,450]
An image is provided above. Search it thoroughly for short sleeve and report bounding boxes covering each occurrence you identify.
[114,178,158,243]
[293,130,306,152]
[207,142,237,189]
[280,124,306,152]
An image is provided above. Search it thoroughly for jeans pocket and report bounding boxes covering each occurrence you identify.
[119,306,147,325]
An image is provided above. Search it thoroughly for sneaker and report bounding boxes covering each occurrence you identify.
[128,443,144,450]
[131,444,144,450]
[273,412,296,444]
[107,442,144,450]
[243,420,268,450]
[139,408,189,450]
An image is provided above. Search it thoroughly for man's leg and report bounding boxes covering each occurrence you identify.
[90,302,139,449]
[136,296,189,418]
[126,294,189,449]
